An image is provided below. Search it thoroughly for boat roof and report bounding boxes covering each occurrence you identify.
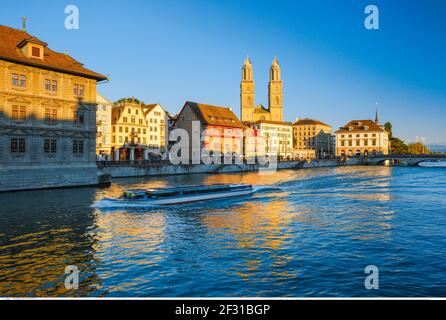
[126,184,251,195]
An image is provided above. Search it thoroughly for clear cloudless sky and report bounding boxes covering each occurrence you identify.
[1,0,445,144]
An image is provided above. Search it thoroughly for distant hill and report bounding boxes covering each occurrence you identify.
[428,144,446,153]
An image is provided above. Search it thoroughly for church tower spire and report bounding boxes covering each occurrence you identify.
[268,57,283,121]
[240,57,254,122]
[375,107,379,125]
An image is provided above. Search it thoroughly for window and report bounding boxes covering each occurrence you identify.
[52,80,57,92]
[31,47,41,58]
[19,75,26,87]
[45,79,51,91]
[119,126,123,133]
[73,111,85,126]
[74,84,85,97]
[11,138,26,153]
[12,74,26,87]
[44,139,57,153]
[45,108,58,124]
[12,74,18,86]
[12,106,26,121]
[73,140,84,154]
[123,117,128,123]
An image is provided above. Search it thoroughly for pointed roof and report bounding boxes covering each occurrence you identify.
[243,56,252,66]
[335,120,386,133]
[0,24,107,81]
[293,118,331,127]
[271,56,280,67]
[181,101,244,128]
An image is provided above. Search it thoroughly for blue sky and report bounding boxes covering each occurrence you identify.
[1,0,445,143]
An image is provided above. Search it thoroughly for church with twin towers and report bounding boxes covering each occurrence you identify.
[240,57,284,123]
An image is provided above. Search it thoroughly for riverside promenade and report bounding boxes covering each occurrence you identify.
[97,159,343,178]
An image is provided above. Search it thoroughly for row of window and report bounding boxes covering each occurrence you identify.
[339,140,378,147]
[114,135,160,144]
[11,74,85,96]
[10,106,85,126]
[10,138,84,154]
[340,133,377,138]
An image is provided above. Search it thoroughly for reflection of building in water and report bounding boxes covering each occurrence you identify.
[0,227,101,297]
[202,199,294,279]
[91,210,167,265]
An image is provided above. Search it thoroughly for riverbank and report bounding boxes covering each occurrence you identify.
[0,158,361,192]
[98,158,352,179]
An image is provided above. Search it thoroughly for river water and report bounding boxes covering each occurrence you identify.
[0,166,445,297]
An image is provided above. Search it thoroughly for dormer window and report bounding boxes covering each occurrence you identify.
[17,37,47,60]
[364,125,369,130]
[31,46,41,58]
[348,126,353,131]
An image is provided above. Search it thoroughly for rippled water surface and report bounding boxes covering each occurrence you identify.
[1,166,446,297]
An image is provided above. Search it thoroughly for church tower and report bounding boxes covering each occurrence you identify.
[268,57,283,122]
[240,57,254,122]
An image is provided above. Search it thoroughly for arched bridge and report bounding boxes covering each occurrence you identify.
[364,154,446,166]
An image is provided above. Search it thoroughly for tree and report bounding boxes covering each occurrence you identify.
[408,142,430,155]
[384,122,393,138]
[114,97,144,105]
[390,137,409,154]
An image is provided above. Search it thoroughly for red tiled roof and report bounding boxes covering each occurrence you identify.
[0,25,107,81]
[253,120,293,126]
[183,101,244,128]
[293,118,331,127]
[335,120,386,133]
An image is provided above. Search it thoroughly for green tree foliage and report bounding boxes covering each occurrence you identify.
[384,122,410,154]
[384,122,393,138]
[390,137,409,154]
[114,97,144,105]
[408,142,430,155]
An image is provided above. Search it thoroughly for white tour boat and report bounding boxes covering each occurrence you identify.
[110,184,255,205]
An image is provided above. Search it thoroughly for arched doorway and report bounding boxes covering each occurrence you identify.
[355,150,361,157]
[364,150,369,157]
[341,150,346,157]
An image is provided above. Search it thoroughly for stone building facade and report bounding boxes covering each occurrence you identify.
[111,100,169,161]
[96,93,113,160]
[175,101,244,163]
[335,119,389,157]
[249,120,293,160]
[0,25,107,191]
[293,118,333,156]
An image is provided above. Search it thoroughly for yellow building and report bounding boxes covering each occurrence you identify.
[293,118,333,156]
[111,99,168,161]
[241,57,283,123]
[96,93,113,160]
[249,120,293,160]
[0,24,107,191]
[335,119,389,157]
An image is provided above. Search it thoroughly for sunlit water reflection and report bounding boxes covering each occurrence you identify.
[1,166,446,297]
